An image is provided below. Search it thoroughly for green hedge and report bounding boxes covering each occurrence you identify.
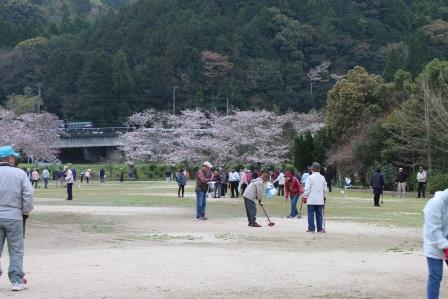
[428,173,448,194]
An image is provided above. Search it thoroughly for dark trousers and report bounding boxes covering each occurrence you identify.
[32,180,38,188]
[278,185,284,196]
[307,205,323,232]
[243,197,257,224]
[221,184,226,196]
[230,181,239,198]
[327,182,332,192]
[213,182,221,198]
[241,183,247,195]
[178,185,185,197]
[374,194,381,206]
[44,178,49,188]
[80,175,84,183]
[418,182,426,198]
[67,183,73,200]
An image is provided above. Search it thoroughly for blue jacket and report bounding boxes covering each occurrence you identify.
[177,173,187,186]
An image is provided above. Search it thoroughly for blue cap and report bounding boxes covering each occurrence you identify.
[0,146,20,158]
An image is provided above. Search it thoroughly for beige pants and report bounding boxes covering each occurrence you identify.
[397,182,406,197]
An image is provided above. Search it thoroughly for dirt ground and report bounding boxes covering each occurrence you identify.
[0,203,440,299]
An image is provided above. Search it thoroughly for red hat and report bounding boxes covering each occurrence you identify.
[284,171,294,177]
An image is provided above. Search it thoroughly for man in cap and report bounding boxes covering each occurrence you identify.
[303,162,328,233]
[396,167,407,198]
[64,165,74,200]
[0,146,34,291]
[195,161,213,220]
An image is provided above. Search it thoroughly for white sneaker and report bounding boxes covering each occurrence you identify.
[12,283,27,291]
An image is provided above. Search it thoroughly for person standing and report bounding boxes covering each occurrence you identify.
[219,169,227,197]
[271,170,279,188]
[371,168,385,207]
[273,170,285,196]
[239,169,248,195]
[324,167,332,192]
[26,168,31,182]
[301,167,311,188]
[99,168,105,184]
[0,145,34,291]
[85,169,91,184]
[396,167,407,198]
[119,168,125,183]
[31,169,39,188]
[42,167,50,189]
[417,166,428,199]
[242,172,270,227]
[303,162,328,233]
[284,171,304,218]
[229,169,240,198]
[423,189,448,299]
[165,170,171,182]
[64,166,74,200]
[177,169,187,198]
[212,168,221,198]
[195,162,213,220]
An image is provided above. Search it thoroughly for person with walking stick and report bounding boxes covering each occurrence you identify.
[0,146,34,291]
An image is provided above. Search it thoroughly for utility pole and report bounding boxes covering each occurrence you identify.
[172,86,178,115]
[36,82,44,113]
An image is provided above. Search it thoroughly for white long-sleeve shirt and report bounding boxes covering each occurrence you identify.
[229,171,240,182]
[417,171,427,183]
[65,169,74,184]
[423,189,448,260]
[274,172,285,185]
[303,172,328,205]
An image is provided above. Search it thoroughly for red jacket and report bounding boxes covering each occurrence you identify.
[284,176,303,198]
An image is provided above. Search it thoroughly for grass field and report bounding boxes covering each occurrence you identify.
[34,180,427,228]
[5,180,433,298]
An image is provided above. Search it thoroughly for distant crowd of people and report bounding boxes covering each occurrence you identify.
[23,167,127,188]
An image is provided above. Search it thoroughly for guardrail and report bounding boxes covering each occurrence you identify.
[61,127,133,138]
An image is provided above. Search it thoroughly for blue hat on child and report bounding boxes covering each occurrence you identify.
[0,146,20,158]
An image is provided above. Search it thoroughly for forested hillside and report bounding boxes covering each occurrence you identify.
[2,0,448,125]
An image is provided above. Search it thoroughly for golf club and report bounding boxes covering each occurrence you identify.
[381,193,384,204]
[259,201,275,226]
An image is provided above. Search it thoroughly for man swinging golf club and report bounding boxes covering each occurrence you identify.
[242,172,270,227]
[0,146,34,291]
[303,162,328,233]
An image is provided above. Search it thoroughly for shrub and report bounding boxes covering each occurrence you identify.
[428,173,448,194]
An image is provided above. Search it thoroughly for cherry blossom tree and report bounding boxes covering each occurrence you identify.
[121,109,323,167]
[0,108,60,160]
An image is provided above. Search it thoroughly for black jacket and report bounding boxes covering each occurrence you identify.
[371,172,385,194]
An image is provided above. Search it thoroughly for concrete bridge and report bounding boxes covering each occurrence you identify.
[55,127,131,162]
